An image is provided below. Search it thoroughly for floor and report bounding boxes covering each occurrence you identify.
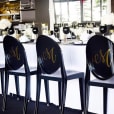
[1,75,113,114]
[0,94,95,114]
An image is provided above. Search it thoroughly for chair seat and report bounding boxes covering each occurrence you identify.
[89,76,114,88]
[41,69,84,81]
[8,66,37,76]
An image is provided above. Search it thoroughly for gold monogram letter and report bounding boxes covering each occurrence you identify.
[92,49,112,67]
[43,48,56,63]
[10,46,20,60]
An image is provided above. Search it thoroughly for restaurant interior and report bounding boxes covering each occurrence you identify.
[0,0,114,114]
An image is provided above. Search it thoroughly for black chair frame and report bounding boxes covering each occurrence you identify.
[85,35,114,114]
[3,35,37,114]
[34,35,85,114]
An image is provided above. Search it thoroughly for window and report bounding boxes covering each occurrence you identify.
[53,0,108,23]
[54,0,81,23]
[83,0,107,22]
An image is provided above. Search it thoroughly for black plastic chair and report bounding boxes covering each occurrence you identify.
[0,65,5,94]
[8,26,15,35]
[63,26,71,39]
[85,35,114,114]
[3,35,37,114]
[34,35,85,114]
[32,27,38,34]
[63,26,70,35]
[54,26,60,38]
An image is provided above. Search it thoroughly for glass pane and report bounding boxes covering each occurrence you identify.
[69,1,81,22]
[61,2,68,22]
[83,0,91,21]
[102,0,107,16]
[92,0,100,21]
[54,2,61,23]
[54,1,81,23]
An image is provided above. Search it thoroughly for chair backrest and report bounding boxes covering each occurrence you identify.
[32,27,38,34]
[8,27,15,35]
[63,26,70,34]
[36,35,65,75]
[3,35,28,70]
[86,35,114,80]
[54,26,59,33]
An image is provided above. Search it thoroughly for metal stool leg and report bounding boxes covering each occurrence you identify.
[103,87,107,114]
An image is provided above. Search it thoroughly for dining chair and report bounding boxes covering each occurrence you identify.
[54,26,60,38]
[85,34,114,114]
[0,65,5,94]
[63,26,70,34]
[8,26,15,35]
[2,35,37,114]
[34,35,85,114]
[99,25,112,37]
[32,26,38,35]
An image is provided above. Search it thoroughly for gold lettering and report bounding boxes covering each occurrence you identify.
[42,48,56,63]
[99,49,111,67]
[92,49,112,67]
[10,46,20,60]
[92,54,101,64]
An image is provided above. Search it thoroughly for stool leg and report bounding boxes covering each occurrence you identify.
[60,80,67,114]
[23,98,28,114]
[2,72,9,111]
[79,78,85,113]
[1,71,4,95]
[58,81,61,107]
[14,76,20,98]
[23,75,30,114]
[103,87,107,114]
[34,77,41,114]
[85,83,90,114]
[44,80,50,106]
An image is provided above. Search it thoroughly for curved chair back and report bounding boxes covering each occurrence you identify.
[36,35,64,74]
[54,26,59,33]
[63,26,70,34]
[3,35,27,70]
[8,27,15,35]
[32,27,38,34]
[86,35,114,80]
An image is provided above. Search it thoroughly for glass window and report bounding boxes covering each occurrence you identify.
[92,0,101,21]
[69,1,81,22]
[54,1,81,23]
[54,2,61,23]
[53,0,107,23]
[102,0,107,15]
[83,0,91,21]
[61,2,68,22]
